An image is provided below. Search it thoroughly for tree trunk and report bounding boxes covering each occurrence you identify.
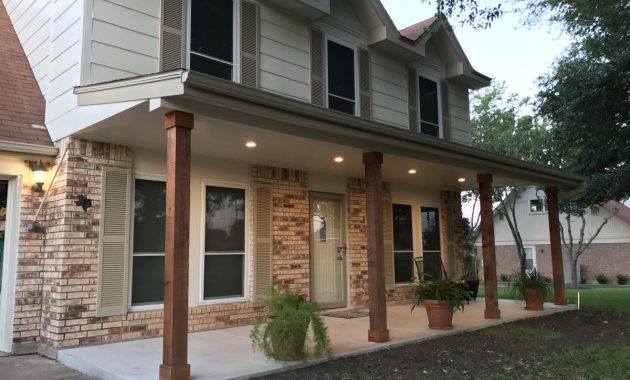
[570,256,579,288]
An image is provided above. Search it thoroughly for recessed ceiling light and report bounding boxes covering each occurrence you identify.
[408,169,417,174]
[458,177,466,183]
[334,156,344,163]
[245,141,257,148]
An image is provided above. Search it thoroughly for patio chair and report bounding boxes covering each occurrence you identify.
[414,255,448,281]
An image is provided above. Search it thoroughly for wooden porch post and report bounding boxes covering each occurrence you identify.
[545,186,567,305]
[363,152,389,343]
[160,111,194,380]
[477,173,501,319]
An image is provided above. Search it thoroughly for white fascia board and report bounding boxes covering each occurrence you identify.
[0,141,58,156]
[74,71,186,106]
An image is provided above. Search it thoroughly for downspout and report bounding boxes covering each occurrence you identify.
[558,180,588,202]
[27,145,69,232]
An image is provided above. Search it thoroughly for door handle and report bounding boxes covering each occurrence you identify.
[336,246,348,254]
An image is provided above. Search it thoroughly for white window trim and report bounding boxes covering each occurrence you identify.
[324,35,359,116]
[392,201,415,286]
[416,72,443,138]
[198,180,250,305]
[128,173,167,312]
[524,245,537,270]
[529,198,548,214]
[187,0,239,83]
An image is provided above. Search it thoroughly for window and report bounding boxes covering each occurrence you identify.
[590,205,599,215]
[326,39,356,115]
[190,0,234,80]
[203,185,246,300]
[530,199,547,213]
[421,207,442,280]
[393,204,414,284]
[131,179,166,306]
[418,76,440,137]
[524,246,536,270]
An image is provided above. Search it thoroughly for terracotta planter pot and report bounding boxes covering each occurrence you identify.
[423,299,454,330]
[524,288,545,311]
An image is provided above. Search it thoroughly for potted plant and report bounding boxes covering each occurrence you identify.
[250,288,331,361]
[509,269,552,311]
[411,277,472,330]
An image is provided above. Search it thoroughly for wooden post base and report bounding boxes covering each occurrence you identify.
[159,364,190,380]
[484,309,501,319]
[368,329,390,343]
[554,297,568,306]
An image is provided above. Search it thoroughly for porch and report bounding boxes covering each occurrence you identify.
[58,300,575,380]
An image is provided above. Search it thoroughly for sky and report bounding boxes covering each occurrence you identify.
[380,0,572,99]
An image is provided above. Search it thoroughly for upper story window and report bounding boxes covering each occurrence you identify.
[418,75,440,137]
[530,199,548,213]
[326,39,356,115]
[190,0,235,80]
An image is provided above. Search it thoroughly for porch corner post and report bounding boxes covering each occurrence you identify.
[160,111,194,380]
[363,152,390,343]
[545,186,567,305]
[477,173,501,319]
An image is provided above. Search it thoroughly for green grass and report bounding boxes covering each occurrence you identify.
[484,326,561,339]
[478,284,630,314]
[477,345,630,380]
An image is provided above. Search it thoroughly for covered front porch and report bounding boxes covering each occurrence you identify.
[58,300,575,380]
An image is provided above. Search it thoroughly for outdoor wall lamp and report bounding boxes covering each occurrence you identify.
[28,161,49,193]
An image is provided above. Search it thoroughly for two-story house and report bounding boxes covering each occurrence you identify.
[1,0,584,368]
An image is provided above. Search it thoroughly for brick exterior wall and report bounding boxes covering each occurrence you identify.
[347,178,369,307]
[496,243,630,284]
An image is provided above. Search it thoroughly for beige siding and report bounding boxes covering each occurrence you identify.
[258,5,310,101]
[449,83,471,145]
[84,0,160,85]
[370,51,408,128]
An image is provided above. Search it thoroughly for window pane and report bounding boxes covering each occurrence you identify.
[132,255,164,305]
[419,76,439,125]
[191,0,233,62]
[134,179,166,253]
[190,54,232,80]
[204,254,244,299]
[394,252,414,283]
[328,96,355,114]
[327,41,355,100]
[530,199,547,212]
[393,204,413,251]
[420,122,439,137]
[205,186,245,252]
[421,207,441,251]
[423,251,443,280]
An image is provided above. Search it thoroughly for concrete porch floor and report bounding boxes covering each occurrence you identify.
[58,299,575,380]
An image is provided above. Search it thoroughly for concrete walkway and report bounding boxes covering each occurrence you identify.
[57,299,575,380]
[0,354,95,380]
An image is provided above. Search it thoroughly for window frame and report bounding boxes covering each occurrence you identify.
[324,35,359,116]
[392,202,415,285]
[128,173,167,312]
[187,0,238,82]
[198,180,250,305]
[529,198,548,214]
[416,72,443,138]
[524,245,537,270]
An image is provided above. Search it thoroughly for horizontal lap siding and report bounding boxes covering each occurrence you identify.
[448,83,471,145]
[86,0,160,84]
[259,5,310,102]
[370,51,408,129]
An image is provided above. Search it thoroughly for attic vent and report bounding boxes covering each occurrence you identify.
[310,29,325,107]
[240,0,259,87]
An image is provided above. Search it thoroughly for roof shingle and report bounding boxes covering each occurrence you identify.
[399,16,438,41]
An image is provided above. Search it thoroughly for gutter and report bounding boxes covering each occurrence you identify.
[0,141,58,156]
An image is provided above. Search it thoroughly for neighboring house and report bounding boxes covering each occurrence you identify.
[0,0,584,362]
[486,186,630,282]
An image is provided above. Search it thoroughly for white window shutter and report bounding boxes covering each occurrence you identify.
[359,48,372,120]
[96,167,132,317]
[408,68,418,132]
[310,29,325,107]
[160,0,186,71]
[241,0,259,87]
[254,184,273,301]
[383,197,394,286]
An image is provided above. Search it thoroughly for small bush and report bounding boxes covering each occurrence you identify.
[595,274,608,284]
[499,273,510,282]
[616,274,629,285]
[579,276,587,285]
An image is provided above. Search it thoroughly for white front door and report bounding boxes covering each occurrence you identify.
[311,193,346,309]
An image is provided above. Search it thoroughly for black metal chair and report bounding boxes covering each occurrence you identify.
[414,255,448,281]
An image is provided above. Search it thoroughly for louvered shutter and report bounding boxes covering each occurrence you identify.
[407,68,418,132]
[96,167,131,317]
[254,184,273,301]
[160,0,185,71]
[383,198,394,286]
[240,0,259,87]
[310,29,325,107]
[358,48,372,119]
[440,81,451,141]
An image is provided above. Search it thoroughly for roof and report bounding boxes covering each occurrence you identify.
[0,2,52,147]
[399,16,438,41]
[603,201,630,226]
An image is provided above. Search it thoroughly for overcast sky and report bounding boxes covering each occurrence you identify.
[381,0,571,99]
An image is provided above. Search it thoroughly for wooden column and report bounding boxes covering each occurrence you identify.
[477,173,500,319]
[545,186,567,305]
[363,152,389,343]
[160,111,194,380]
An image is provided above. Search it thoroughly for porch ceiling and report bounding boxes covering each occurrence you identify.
[74,71,586,192]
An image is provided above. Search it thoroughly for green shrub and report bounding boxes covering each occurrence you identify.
[616,274,629,285]
[595,274,609,284]
[499,273,511,282]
